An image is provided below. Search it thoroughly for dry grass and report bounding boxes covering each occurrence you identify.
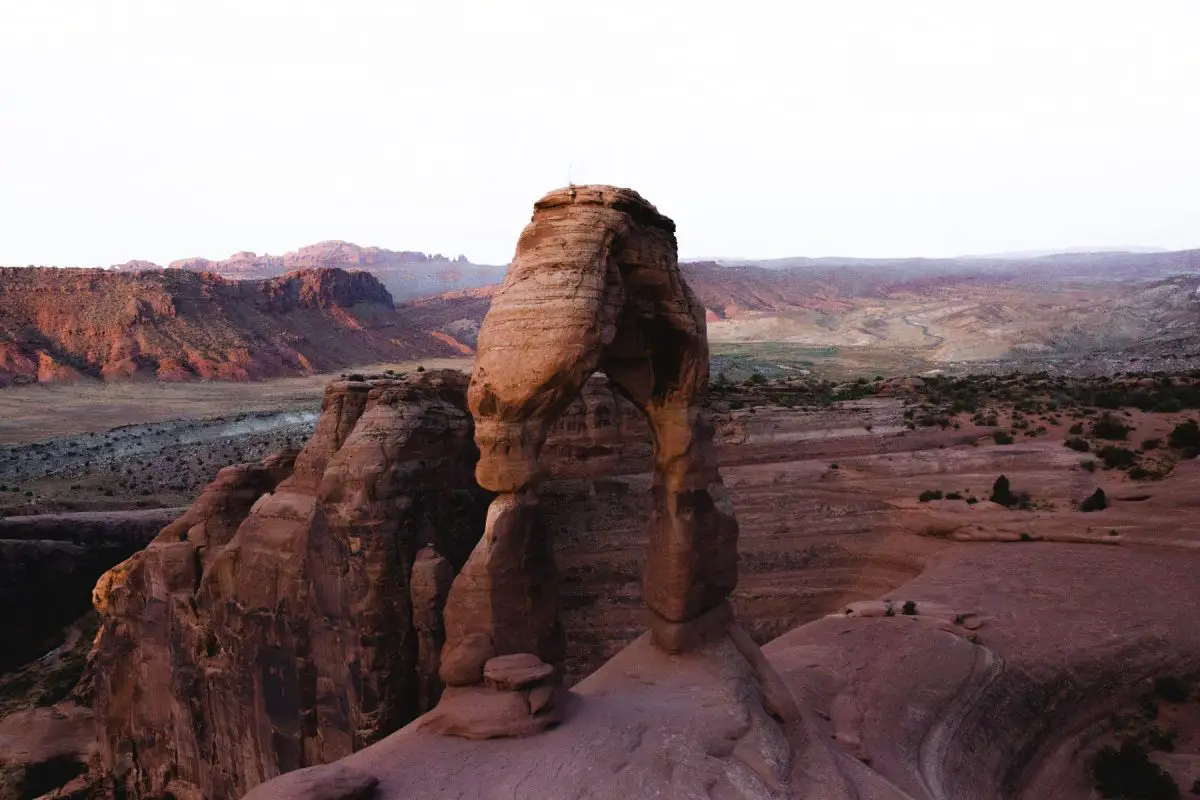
[0,358,472,444]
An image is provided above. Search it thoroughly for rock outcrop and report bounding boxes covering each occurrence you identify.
[89,371,489,799]
[0,267,463,385]
[426,185,742,738]
[246,532,1200,800]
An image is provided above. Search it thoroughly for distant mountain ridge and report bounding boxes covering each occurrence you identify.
[106,240,508,302]
[0,267,466,386]
[703,248,1200,279]
[403,248,1200,369]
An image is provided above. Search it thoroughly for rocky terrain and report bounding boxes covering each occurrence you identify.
[0,267,466,386]
[1,187,1199,799]
[405,253,1200,381]
[114,240,506,302]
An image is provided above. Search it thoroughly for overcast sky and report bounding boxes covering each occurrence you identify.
[2,1,1197,267]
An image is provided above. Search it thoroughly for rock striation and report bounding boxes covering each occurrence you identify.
[89,371,489,799]
[427,185,742,738]
[0,266,463,385]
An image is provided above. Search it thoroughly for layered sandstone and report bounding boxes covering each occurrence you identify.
[0,267,462,386]
[425,186,743,739]
[90,371,488,799]
[245,539,1200,800]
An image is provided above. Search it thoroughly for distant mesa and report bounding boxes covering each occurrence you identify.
[0,266,467,386]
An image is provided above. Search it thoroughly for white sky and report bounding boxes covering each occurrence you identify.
[1,1,1198,267]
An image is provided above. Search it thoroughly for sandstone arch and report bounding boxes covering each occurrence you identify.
[434,187,740,732]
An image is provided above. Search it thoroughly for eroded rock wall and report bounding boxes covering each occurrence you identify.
[90,371,488,799]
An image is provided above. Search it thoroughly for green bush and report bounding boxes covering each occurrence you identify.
[1065,437,1091,452]
[1080,488,1108,512]
[1091,413,1132,441]
[1142,438,1162,451]
[918,490,943,503]
[1098,446,1137,470]
[993,431,1014,445]
[1068,422,1084,435]
[945,491,963,500]
[1169,419,1200,456]
[1081,459,1097,472]
[902,600,917,616]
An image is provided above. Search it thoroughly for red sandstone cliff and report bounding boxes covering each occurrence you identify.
[0,267,465,386]
[90,371,490,799]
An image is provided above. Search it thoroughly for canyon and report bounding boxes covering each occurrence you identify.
[1,187,1199,799]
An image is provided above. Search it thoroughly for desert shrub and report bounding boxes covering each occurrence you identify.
[347,373,365,381]
[1081,459,1097,472]
[918,490,943,503]
[1019,532,1033,542]
[1065,437,1091,452]
[1129,464,1169,481]
[945,491,963,500]
[966,496,979,504]
[749,372,766,385]
[990,475,1015,506]
[1091,413,1132,441]
[993,431,1014,445]
[1080,488,1108,512]
[1169,419,1200,456]
[1148,727,1178,752]
[902,600,917,615]
[1098,446,1137,470]
[416,365,426,372]
[1142,438,1162,451]
[1091,743,1179,799]
[1154,676,1192,703]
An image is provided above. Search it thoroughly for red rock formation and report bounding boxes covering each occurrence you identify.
[429,185,740,738]
[89,372,488,799]
[0,267,461,386]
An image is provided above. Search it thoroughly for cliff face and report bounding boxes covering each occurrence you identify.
[0,267,462,385]
[89,371,489,799]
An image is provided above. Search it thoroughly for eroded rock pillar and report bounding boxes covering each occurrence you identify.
[642,403,740,649]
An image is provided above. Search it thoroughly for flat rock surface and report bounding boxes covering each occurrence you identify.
[336,632,794,800]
